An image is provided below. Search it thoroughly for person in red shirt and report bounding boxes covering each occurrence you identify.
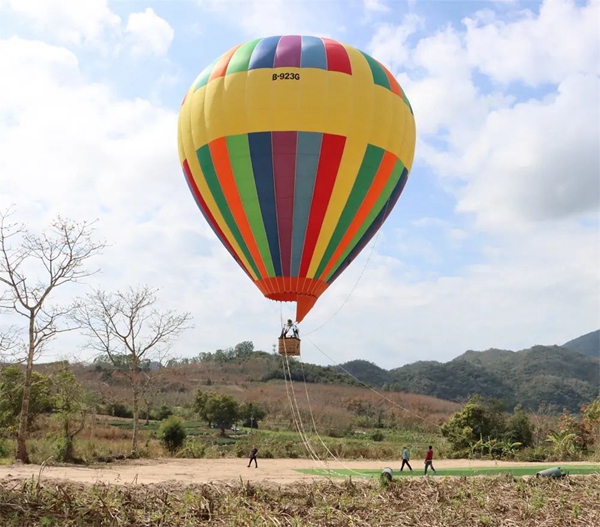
[424,445,437,475]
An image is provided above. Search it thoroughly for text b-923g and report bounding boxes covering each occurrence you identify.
[272,72,301,81]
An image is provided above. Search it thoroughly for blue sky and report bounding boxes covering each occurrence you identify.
[0,0,598,369]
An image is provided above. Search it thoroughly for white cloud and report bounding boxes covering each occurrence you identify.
[0,35,308,361]
[3,0,120,46]
[0,38,176,221]
[457,73,600,228]
[364,0,390,13]
[1,1,173,58]
[464,0,600,85]
[373,0,599,232]
[125,8,174,57]
[368,14,422,69]
[303,221,599,368]
[395,26,504,140]
[196,0,339,38]
[0,0,598,369]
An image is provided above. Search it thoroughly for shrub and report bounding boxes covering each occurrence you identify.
[103,403,133,419]
[0,439,10,458]
[371,430,385,442]
[158,417,187,454]
[53,437,70,463]
[157,405,174,421]
[176,438,206,458]
[513,446,551,462]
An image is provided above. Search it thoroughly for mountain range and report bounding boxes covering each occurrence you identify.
[336,330,599,413]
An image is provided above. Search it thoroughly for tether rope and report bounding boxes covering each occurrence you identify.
[305,336,442,429]
[297,358,371,477]
[279,308,326,466]
[279,310,368,477]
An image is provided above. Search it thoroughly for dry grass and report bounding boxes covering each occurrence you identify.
[0,475,598,526]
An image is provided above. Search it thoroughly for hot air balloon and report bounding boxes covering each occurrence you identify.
[178,35,416,354]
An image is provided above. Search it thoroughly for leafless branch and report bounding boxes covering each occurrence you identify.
[73,285,192,454]
[0,207,105,463]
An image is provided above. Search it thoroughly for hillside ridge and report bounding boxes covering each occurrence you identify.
[337,332,599,412]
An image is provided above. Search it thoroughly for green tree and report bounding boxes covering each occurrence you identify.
[497,439,523,459]
[234,341,254,358]
[441,396,507,456]
[158,416,187,454]
[194,391,239,436]
[557,409,592,451]
[546,430,577,459]
[505,404,534,447]
[239,402,267,429]
[206,394,239,436]
[52,364,88,462]
[193,390,210,427]
[0,366,53,437]
[582,396,600,444]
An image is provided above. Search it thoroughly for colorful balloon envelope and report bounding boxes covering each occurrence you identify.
[178,35,416,322]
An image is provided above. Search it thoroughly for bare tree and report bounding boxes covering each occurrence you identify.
[0,209,104,463]
[0,325,21,364]
[74,286,191,456]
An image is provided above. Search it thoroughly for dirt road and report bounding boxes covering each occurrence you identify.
[1,458,594,486]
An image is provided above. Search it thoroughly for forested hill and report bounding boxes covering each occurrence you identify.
[563,330,600,357]
[338,341,600,413]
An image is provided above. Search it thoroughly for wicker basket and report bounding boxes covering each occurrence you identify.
[278,337,301,356]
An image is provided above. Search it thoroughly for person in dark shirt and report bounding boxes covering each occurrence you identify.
[247,445,258,468]
[424,445,437,475]
[401,446,412,471]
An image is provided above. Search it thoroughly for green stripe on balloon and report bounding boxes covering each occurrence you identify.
[226,39,262,74]
[359,51,391,90]
[194,59,218,91]
[226,134,276,277]
[196,145,262,279]
[324,158,406,282]
[314,144,385,279]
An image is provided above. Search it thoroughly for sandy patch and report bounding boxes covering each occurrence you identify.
[0,458,596,486]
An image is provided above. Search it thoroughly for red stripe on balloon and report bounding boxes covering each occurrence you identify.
[208,44,243,82]
[298,133,346,277]
[272,131,297,276]
[322,38,352,75]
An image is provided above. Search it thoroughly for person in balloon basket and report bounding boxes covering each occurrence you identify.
[424,445,437,475]
[280,319,299,339]
[400,446,412,471]
[247,445,258,468]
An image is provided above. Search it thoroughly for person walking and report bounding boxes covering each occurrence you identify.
[424,445,437,475]
[247,445,258,468]
[400,446,412,471]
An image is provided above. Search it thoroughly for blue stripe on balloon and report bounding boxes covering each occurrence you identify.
[248,36,282,70]
[248,132,282,276]
[291,132,322,276]
[300,36,327,70]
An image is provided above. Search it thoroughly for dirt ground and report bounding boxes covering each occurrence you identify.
[0,458,595,486]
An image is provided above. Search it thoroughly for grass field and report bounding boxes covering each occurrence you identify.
[298,464,600,479]
[1,475,598,526]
